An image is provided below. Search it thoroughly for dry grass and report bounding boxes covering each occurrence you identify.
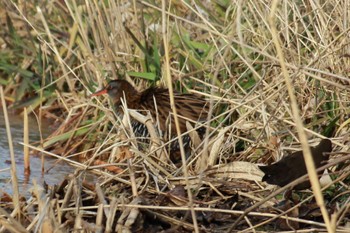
[1,0,350,232]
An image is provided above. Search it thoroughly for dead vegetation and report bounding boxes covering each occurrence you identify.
[1,0,350,232]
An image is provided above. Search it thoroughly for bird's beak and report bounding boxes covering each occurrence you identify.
[89,88,107,97]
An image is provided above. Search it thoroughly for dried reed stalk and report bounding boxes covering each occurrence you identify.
[0,86,20,217]
[23,107,30,175]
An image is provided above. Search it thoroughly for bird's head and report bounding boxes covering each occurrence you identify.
[90,80,138,107]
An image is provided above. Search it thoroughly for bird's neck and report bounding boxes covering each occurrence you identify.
[112,89,142,111]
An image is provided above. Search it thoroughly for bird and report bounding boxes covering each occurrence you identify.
[90,79,209,158]
[259,139,332,190]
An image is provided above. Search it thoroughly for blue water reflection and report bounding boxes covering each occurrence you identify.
[0,109,85,197]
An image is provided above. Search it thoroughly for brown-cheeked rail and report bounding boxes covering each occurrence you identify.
[91,79,210,160]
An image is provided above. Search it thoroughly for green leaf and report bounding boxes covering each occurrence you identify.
[323,116,340,137]
[182,33,212,58]
[127,71,156,81]
[0,78,9,85]
[152,36,161,80]
[11,90,54,109]
[43,124,92,148]
[0,63,34,77]
[176,49,203,69]
[6,14,22,47]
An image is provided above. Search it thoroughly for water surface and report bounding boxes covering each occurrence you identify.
[0,109,81,197]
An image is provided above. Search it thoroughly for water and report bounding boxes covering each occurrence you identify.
[0,109,79,197]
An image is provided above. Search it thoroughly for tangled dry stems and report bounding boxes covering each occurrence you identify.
[1,0,350,232]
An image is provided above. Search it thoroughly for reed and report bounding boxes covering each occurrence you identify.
[1,0,350,232]
[0,86,20,217]
[23,107,30,175]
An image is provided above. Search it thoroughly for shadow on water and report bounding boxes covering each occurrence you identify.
[0,109,93,197]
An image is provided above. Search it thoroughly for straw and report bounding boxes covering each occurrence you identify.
[0,86,20,216]
[23,107,30,175]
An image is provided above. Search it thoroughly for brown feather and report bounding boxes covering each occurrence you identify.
[92,80,209,134]
[259,139,332,190]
